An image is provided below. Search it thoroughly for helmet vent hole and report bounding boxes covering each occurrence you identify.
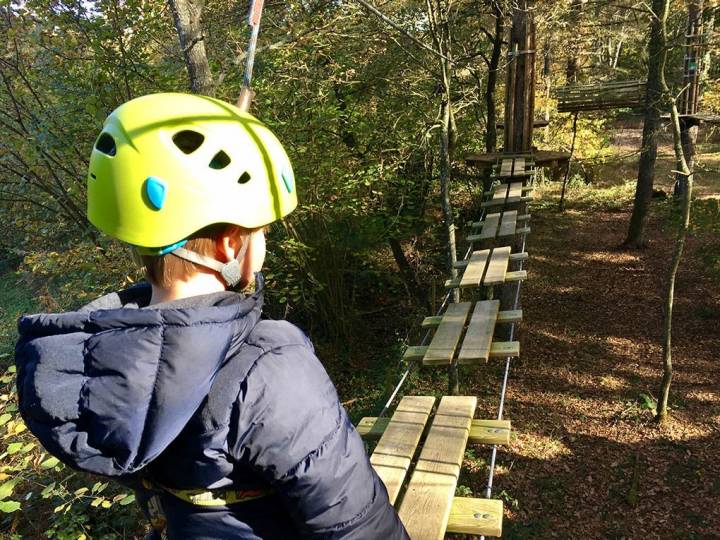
[238,172,251,184]
[209,151,231,170]
[95,133,116,156]
[173,130,205,154]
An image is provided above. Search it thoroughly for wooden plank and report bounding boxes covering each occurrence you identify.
[507,182,523,202]
[444,278,461,289]
[491,184,508,202]
[497,210,518,238]
[458,300,500,363]
[370,396,436,505]
[462,340,519,364]
[468,419,512,445]
[398,396,477,539]
[403,345,428,360]
[509,252,528,262]
[356,416,390,440]
[421,315,443,328]
[488,341,520,358]
[360,418,511,445]
[423,302,472,366]
[497,309,523,323]
[483,247,511,286]
[459,249,490,288]
[506,270,528,282]
[447,498,503,537]
[479,213,500,240]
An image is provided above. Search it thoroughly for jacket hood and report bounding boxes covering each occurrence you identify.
[16,281,263,477]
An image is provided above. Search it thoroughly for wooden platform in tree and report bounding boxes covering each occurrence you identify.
[555,79,646,112]
[359,396,505,537]
[494,156,535,180]
[465,150,570,171]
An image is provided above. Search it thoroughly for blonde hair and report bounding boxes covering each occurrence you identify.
[139,224,256,289]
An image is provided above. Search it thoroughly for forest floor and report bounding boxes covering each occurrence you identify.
[449,143,720,538]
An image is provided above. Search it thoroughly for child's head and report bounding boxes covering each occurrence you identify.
[86,93,296,291]
[139,223,265,290]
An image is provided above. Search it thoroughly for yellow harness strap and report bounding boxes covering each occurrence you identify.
[142,479,273,507]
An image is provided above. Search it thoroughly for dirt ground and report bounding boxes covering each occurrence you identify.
[457,146,720,538]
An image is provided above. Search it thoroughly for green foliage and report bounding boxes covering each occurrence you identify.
[0,363,144,537]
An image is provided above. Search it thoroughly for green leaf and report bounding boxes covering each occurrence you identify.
[41,482,56,498]
[119,494,135,506]
[40,457,59,469]
[0,479,18,501]
[74,487,88,496]
[0,414,11,427]
[6,443,23,455]
[0,500,20,513]
[20,443,35,454]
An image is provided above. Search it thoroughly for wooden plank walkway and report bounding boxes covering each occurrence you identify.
[459,249,489,288]
[484,246,511,285]
[359,400,508,537]
[468,212,530,242]
[498,210,517,237]
[423,302,472,366]
[369,395,436,504]
[494,156,535,181]
[458,300,500,364]
[397,396,477,539]
[447,247,526,289]
[358,417,511,446]
[479,212,500,240]
[481,181,532,208]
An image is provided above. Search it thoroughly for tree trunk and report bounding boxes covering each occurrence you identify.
[674,119,698,198]
[485,1,504,153]
[503,0,536,153]
[559,111,579,211]
[428,0,459,394]
[168,0,214,95]
[624,0,669,248]
[565,0,584,84]
[389,237,430,312]
[674,0,704,199]
[658,100,693,423]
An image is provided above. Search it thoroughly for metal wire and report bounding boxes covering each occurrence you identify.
[479,165,535,540]
[484,230,527,500]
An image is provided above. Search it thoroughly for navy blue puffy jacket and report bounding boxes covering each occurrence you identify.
[15,282,408,539]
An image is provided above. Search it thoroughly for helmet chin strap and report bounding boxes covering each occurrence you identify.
[171,236,250,287]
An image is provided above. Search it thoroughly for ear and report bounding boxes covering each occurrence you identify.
[216,225,245,263]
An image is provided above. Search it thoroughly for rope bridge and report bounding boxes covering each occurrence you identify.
[356,154,535,538]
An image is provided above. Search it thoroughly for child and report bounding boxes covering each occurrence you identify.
[16,93,408,539]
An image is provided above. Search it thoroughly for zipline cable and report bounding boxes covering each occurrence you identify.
[237,0,265,112]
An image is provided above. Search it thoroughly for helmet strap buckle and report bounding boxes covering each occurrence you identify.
[171,235,251,288]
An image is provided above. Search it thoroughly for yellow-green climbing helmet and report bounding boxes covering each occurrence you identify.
[87,92,297,249]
